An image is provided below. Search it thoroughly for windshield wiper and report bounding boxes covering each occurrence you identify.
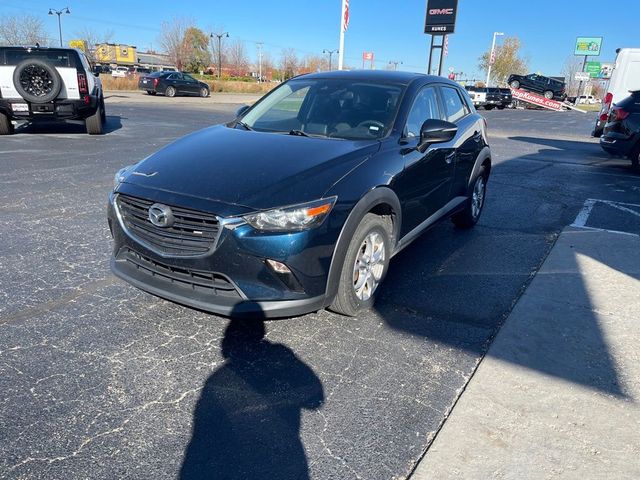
[288,129,309,137]
[236,121,253,131]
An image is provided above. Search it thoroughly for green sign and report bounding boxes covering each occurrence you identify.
[585,61,601,77]
[575,37,603,56]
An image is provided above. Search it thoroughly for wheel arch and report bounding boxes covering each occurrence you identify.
[324,186,402,302]
[469,146,492,187]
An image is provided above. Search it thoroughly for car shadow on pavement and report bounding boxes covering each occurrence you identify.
[508,135,636,168]
[14,115,122,135]
[374,201,630,399]
[179,317,324,480]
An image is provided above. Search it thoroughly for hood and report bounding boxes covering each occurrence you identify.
[121,125,378,213]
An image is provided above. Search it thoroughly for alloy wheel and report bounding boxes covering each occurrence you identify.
[19,65,54,98]
[352,231,386,301]
[471,176,486,219]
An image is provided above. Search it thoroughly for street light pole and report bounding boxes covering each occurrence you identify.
[210,32,229,79]
[256,42,263,82]
[389,60,403,71]
[486,32,504,86]
[323,49,338,71]
[48,7,70,47]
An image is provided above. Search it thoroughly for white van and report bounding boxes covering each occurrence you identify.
[593,48,640,136]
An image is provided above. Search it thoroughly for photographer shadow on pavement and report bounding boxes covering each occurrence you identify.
[179,315,324,480]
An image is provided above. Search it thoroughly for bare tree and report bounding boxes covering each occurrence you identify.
[300,54,328,74]
[561,56,584,96]
[159,17,192,71]
[227,39,249,77]
[0,14,49,46]
[478,36,528,86]
[74,27,114,62]
[280,48,299,80]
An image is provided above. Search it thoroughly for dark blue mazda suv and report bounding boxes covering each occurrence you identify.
[108,71,491,318]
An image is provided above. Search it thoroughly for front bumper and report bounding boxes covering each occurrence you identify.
[107,191,340,318]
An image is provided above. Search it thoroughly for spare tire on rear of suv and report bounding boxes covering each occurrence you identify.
[12,59,62,103]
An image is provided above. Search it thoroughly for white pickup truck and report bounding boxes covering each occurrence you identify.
[0,45,105,135]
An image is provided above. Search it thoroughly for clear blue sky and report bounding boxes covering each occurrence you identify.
[1,0,638,78]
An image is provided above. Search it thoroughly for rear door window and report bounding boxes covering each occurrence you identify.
[5,49,73,67]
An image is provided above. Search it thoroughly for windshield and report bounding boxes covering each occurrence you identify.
[240,78,404,140]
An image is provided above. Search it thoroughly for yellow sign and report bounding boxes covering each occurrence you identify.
[95,43,137,65]
[69,39,88,52]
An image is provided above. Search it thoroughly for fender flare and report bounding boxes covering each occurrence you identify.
[468,146,492,187]
[324,187,402,302]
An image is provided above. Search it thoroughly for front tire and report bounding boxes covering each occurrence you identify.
[452,167,488,229]
[0,112,14,135]
[329,213,392,317]
[510,80,520,89]
[200,87,209,98]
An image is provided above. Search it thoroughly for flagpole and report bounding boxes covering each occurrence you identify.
[338,0,346,70]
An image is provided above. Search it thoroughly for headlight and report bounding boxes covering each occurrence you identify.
[243,197,337,232]
[113,165,134,189]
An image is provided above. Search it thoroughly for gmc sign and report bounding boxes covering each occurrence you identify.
[425,0,458,34]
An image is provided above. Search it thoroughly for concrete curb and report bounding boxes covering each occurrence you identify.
[411,227,640,480]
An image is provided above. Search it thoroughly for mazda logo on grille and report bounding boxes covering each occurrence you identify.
[148,203,174,228]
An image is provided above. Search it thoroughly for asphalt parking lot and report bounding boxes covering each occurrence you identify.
[1,96,639,479]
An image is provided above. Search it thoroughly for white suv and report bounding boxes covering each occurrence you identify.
[111,66,129,78]
[0,46,105,135]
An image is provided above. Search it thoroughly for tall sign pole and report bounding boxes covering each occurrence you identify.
[485,32,504,87]
[338,0,349,70]
[424,0,458,76]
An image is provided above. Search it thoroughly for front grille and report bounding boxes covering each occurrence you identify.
[120,247,241,298]
[116,194,220,257]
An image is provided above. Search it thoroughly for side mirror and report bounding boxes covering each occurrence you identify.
[418,119,457,152]
[235,105,250,118]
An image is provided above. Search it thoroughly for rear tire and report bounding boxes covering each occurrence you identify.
[0,112,13,135]
[329,213,392,317]
[452,167,488,229]
[510,80,520,89]
[544,90,554,99]
[85,101,104,135]
[165,86,176,97]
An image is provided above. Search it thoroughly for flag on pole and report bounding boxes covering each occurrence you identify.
[343,0,350,32]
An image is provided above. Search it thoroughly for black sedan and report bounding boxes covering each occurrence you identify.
[138,71,210,98]
[110,71,491,318]
[600,90,640,169]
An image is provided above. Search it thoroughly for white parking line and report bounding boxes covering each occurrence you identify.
[571,198,640,237]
